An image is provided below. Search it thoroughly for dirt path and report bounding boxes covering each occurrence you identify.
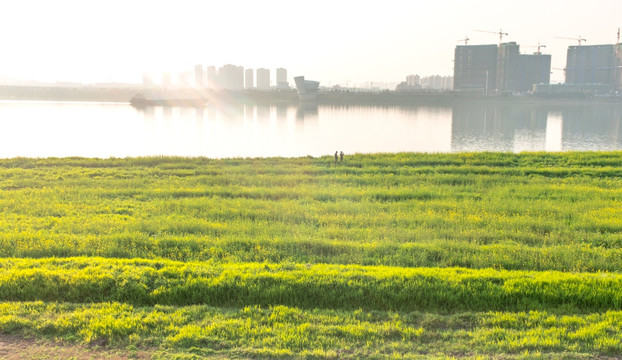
[0,334,151,360]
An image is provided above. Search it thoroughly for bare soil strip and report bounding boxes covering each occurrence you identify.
[0,334,151,360]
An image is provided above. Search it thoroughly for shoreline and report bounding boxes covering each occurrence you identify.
[2,84,622,107]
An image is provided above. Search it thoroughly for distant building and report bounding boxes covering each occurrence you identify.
[397,74,452,91]
[207,66,218,89]
[534,42,621,96]
[454,44,498,93]
[294,76,320,101]
[162,72,172,88]
[397,74,421,91]
[421,75,453,90]
[534,83,611,96]
[256,68,270,90]
[442,76,454,90]
[517,54,551,91]
[194,65,204,88]
[218,64,244,90]
[406,74,420,87]
[395,82,410,92]
[454,42,551,93]
[496,42,520,92]
[245,68,254,89]
[565,45,617,88]
[276,67,289,89]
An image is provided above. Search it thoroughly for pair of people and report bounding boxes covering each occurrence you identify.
[334,151,344,163]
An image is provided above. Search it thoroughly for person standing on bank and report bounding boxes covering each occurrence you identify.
[334,151,339,164]
[340,151,344,162]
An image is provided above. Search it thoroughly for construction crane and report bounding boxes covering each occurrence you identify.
[457,36,470,45]
[474,29,508,44]
[555,36,587,46]
[523,42,547,55]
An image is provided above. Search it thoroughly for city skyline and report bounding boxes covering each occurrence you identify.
[1,0,621,86]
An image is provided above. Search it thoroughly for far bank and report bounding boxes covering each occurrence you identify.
[2,84,622,107]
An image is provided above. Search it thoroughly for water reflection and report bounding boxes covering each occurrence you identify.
[0,100,621,158]
[451,103,549,152]
[296,103,318,120]
[194,107,204,124]
[256,105,270,124]
[559,106,622,150]
[545,115,563,152]
[276,105,287,121]
[450,103,622,152]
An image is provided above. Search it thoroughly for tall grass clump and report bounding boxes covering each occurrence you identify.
[0,258,620,313]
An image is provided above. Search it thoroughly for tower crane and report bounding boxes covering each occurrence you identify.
[457,36,470,45]
[474,29,508,44]
[523,43,547,55]
[555,36,587,46]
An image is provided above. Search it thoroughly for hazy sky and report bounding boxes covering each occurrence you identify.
[1,0,621,86]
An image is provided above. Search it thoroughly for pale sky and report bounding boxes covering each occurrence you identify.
[1,0,621,86]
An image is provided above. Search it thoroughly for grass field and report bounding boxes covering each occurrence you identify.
[0,152,621,358]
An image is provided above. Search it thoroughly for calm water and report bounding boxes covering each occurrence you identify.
[0,100,621,158]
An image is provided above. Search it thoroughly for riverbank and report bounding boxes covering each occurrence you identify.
[0,152,621,358]
[2,84,622,107]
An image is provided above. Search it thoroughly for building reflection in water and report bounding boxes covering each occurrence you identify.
[162,106,173,124]
[296,103,318,121]
[451,102,548,152]
[219,102,244,123]
[558,105,622,150]
[133,101,622,157]
[256,104,270,123]
[276,105,287,122]
[451,102,622,152]
[194,107,204,126]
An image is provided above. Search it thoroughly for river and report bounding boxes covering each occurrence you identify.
[0,100,621,158]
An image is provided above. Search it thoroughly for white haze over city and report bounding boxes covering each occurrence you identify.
[1,0,621,86]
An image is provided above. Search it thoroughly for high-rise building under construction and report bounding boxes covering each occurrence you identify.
[453,44,497,92]
[454,43,551,93]
[496,42,520,92]
[517,54,551,91]
[565,45,617,88]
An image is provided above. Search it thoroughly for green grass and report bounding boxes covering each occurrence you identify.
[1,153,622,271]
[1,302,620,359]
[0,257,620,313]
[1,152,621,358]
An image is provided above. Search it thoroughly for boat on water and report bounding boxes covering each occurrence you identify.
[129,91,207,108]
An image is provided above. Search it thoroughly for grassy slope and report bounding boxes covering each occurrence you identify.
[1,153,621,270]
[0,152,621,358]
